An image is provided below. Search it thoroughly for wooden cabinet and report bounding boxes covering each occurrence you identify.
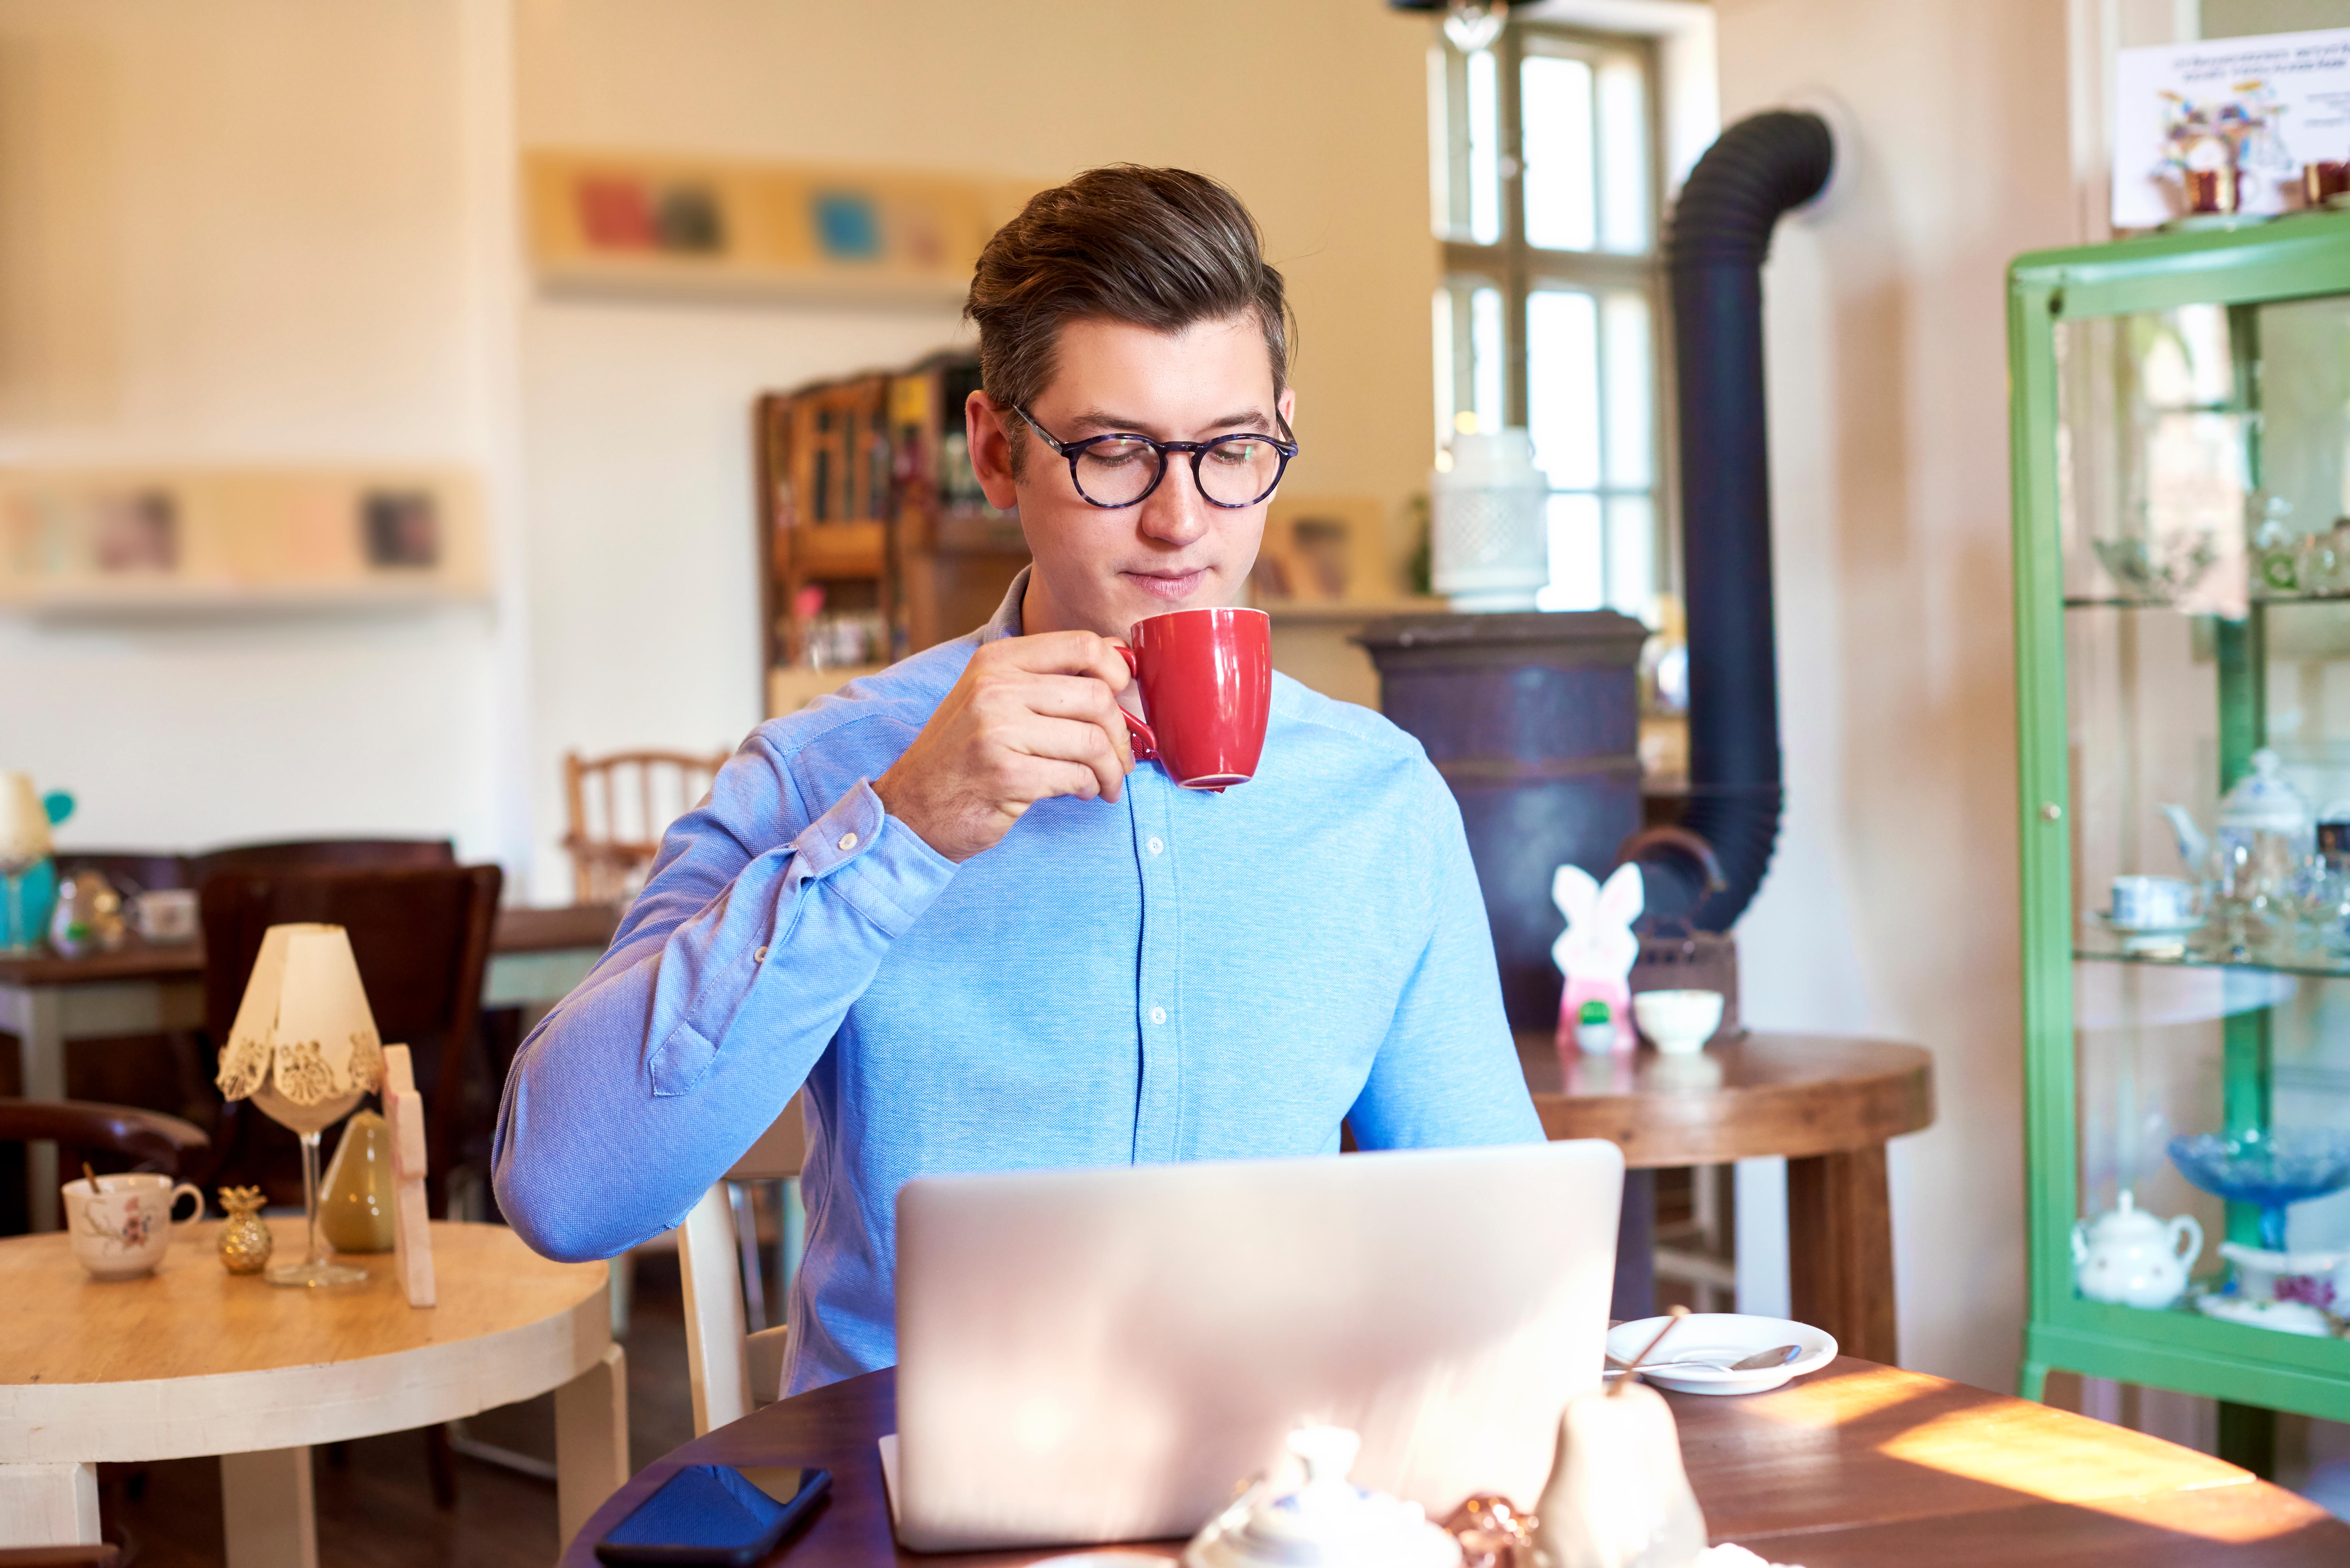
[755,353,1028,713]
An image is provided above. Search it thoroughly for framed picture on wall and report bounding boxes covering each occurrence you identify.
[1248,495,1391,604]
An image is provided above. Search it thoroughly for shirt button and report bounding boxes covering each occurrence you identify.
[1146,837,1165,856]
[1149,1006,1167,1025]
[753,946,769,963]
[838,832,859,851]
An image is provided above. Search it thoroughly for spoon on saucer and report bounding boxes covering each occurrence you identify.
[1606,1343,1800,1374]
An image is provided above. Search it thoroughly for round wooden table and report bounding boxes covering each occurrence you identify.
[1517,1030,1933,1365]
[0,1219,628,1565]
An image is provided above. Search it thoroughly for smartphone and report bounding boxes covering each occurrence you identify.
[594,1464,830,1566]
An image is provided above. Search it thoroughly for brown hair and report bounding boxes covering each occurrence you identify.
[964,165,1293,471]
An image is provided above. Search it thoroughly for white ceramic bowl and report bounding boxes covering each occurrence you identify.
[1606,1313,1837,1396]
[1632,989,1725,1055]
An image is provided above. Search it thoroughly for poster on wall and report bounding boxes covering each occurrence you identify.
[0,468,488,613]
[525,151,1037,302]
[2113,27,2350,228]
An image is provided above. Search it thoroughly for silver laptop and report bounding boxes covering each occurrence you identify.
[886,1139,1623,1552]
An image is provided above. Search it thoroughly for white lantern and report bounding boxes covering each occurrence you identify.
[216,923,386,1287]
[1432,430,1550,612]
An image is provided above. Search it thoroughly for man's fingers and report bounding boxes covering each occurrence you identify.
[982,629,1131,691]
[1005,714,1130,802]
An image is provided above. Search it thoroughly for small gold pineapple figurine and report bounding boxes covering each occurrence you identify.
[217,1186,273,1275]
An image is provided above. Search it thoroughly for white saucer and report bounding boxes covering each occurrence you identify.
[2092,912,2204,941]
[1606,1314,1838,1396]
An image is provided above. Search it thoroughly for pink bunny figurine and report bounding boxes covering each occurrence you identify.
[1552,863,1644,1052]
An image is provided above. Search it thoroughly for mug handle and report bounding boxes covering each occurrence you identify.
[168,1182,205,1232]
[2169,1213,2203,1272]
[1111,645,1159,764]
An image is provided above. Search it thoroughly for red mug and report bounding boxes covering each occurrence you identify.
[1113,606,1272,791]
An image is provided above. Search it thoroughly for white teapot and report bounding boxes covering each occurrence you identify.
[2072,1191,2202,1310]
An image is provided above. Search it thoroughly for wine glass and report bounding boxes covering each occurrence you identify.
[252,1083,368,1288]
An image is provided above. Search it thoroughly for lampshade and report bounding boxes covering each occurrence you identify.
[215,924,385,1132]
[0,773,51,867]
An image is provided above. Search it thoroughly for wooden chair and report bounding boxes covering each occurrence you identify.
[677,1093,807,1435]
[563,750,731,906]
[196,864,500,1220]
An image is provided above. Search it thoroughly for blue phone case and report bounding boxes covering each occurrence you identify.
[594,1463,829,1566]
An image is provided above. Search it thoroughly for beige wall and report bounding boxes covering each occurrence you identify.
[511,0,1440,897]
[0,0,527,864]
[1713,0,2076,1389]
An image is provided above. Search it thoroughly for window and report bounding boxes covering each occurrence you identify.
[1430,21,1666,618]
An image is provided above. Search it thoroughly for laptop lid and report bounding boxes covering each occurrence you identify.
[893,1139,1623,1552]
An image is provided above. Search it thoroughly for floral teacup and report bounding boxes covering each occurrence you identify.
[65,1174,203,1280]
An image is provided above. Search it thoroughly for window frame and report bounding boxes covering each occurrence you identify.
[1434,17,1679,613]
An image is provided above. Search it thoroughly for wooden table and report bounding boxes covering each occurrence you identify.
[0,903,621,1228]
[562,1360,2350,1567]
[1518,1031,1934,1365]
[0,1219,627,1566]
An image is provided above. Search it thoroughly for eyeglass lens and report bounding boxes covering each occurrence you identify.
[1073,435,1285,508]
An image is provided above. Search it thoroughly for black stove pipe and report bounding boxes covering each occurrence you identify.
[1650,109,1833,931]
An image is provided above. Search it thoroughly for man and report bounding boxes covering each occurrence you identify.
[494,164,1542,1393]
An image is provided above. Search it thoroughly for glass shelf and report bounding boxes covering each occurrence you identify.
[2074,927,2350,981]
[2063,592,2350,610]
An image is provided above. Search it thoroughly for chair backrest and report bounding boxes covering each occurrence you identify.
[677,1091,807,1434]
[197,863,501,1216]
[563,749,731,906]
[191,836,456,882]
[0,1097,209,1175]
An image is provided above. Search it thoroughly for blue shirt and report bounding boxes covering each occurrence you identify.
[493,574,1543,1392]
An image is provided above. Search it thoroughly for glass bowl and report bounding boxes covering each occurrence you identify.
[2168,1129,2350,1251]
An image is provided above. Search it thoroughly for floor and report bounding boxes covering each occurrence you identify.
[103,1250,700,1568]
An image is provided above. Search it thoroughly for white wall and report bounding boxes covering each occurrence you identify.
[0,0,527,865]
[1714,0,2076,1390]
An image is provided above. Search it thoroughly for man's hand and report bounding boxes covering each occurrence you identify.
[872,632,1136,863]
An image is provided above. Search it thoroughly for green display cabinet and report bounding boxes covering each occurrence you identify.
[2010,210,2350,1473]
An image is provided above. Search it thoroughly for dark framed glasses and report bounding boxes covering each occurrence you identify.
[1013,406,1300,510]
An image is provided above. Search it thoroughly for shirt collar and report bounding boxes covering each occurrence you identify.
[979,565,1031,644]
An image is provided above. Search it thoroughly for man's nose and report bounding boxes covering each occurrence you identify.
[1137,454,1210,546]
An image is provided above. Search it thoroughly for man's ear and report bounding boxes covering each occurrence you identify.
[966,391,1022,511]
[1278,385,1297,431]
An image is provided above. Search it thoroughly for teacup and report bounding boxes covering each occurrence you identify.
[2111,874,2200,930]
[1632,989,1725,1055]
[65,1174,204,1280]
[132,888,200,943]
[1114,606,1273,792]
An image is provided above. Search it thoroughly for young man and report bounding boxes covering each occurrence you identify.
[494,165,1542,1392]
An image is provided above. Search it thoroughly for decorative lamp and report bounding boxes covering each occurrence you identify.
[214,923,385,1287]
[0,773,67,956]
[1432,430,1550,612]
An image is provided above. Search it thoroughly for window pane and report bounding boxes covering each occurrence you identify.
[1528,290,1600,488]
[1431,288,1456,451]
[1602,291,1652,488]
[1471,285,1507,432]
[1596,54,1649,254]
[1537,492,1603,611]
[1606,494,1656,617]
[1521,55,1595,251]
[1465,49,1502,246]
[1427,46,1455,239]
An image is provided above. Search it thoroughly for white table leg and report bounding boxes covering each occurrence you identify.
[0,984,66,1232]
[0,1461,100,1546]
[221,1446,317,1568]
[555,1343,630,1552]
